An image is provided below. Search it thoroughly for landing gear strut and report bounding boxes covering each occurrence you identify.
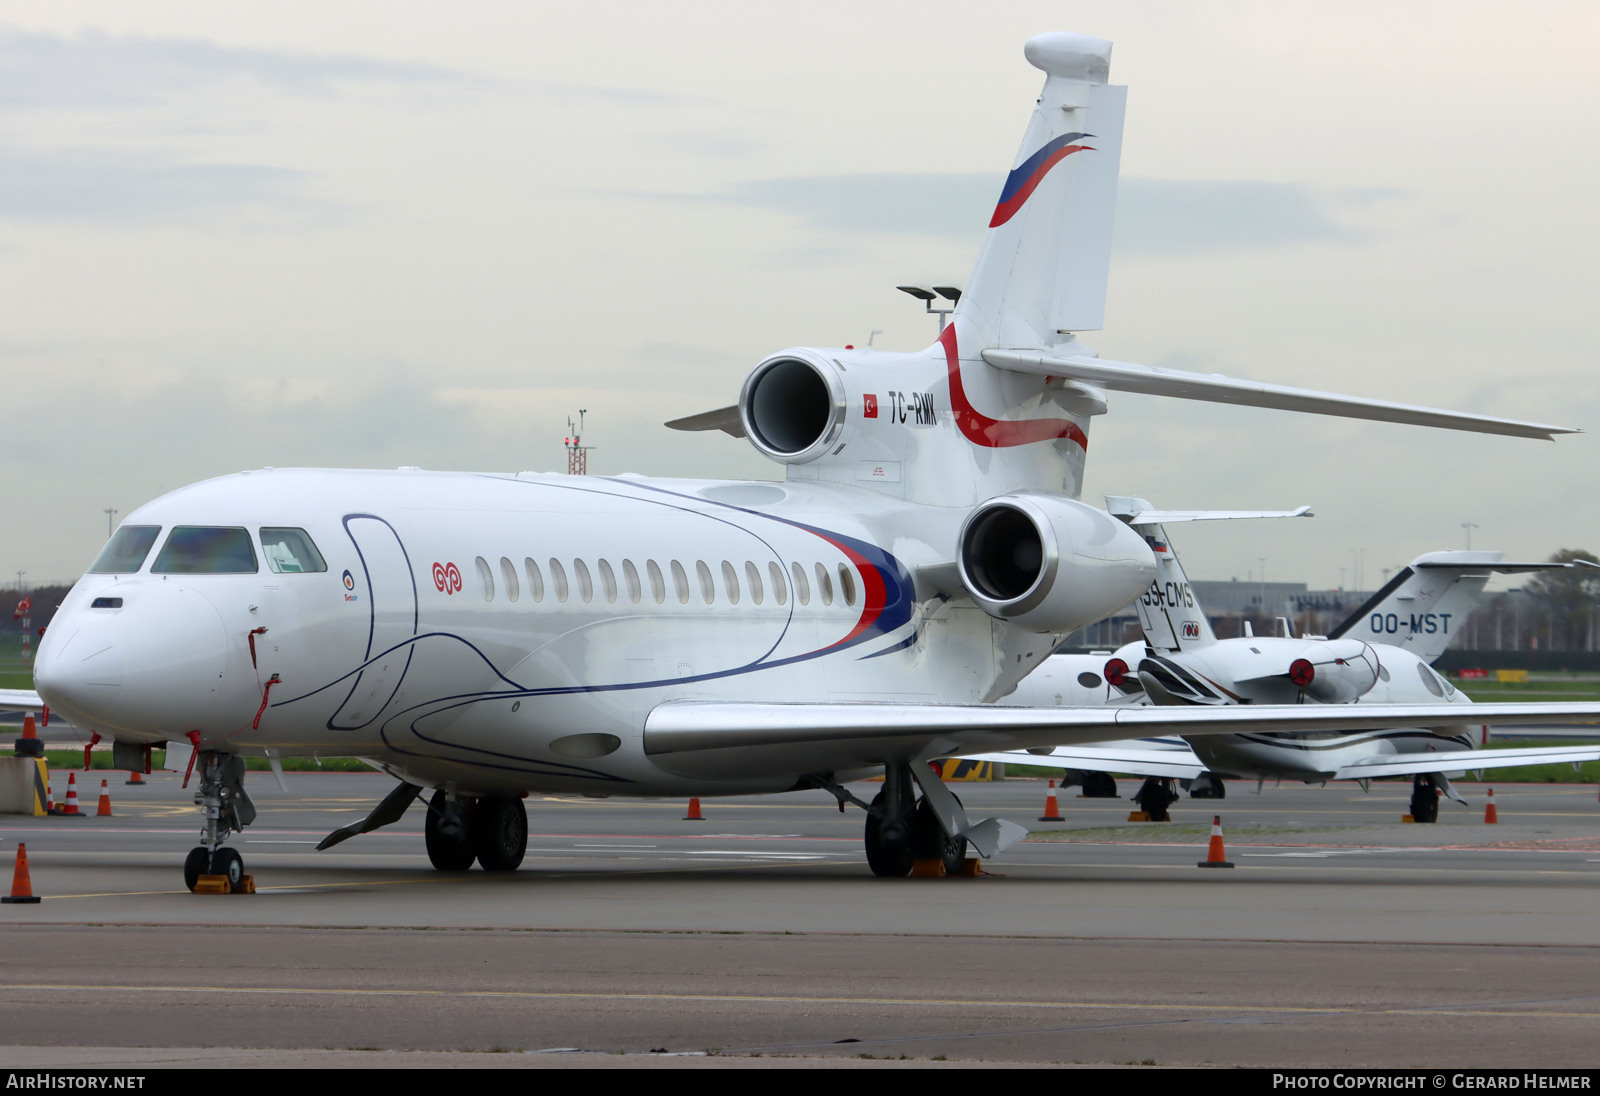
[184,751,256,893]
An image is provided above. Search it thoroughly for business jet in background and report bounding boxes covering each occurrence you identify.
[966,500,1600,822]
[30,33,1599,891]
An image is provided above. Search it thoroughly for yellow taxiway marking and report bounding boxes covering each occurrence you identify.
[0,983,1596,1020]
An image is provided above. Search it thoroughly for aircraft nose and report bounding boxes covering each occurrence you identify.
[36,584,232,736]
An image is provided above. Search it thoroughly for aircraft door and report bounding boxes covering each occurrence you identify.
[329,515,418,729]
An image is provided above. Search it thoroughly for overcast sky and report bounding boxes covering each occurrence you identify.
[1,1,1596,592]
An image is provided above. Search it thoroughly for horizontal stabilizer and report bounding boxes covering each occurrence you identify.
[1105,500,1313,526]
[0,689,45,712]
[983,350,1577,440]
[664,405,745,438]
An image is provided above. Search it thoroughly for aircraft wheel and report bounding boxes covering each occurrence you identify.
[1082,771,1118,798]
[1410,779,1439,824]
[863,791,914,878]
[183,847,210,892]
[425,790,477,871]
[909,796,967,875]
[211,847,245,893]
[473,797,528,872]
[1189,774,1226,800]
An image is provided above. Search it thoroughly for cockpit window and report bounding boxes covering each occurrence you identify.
[88,526,161,574]
[152,527,258,574]
[260,528,327,574]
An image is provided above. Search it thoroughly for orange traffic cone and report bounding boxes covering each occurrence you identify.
[2,843,41,903]
[1197,815,1234,868]
[96,780,113,817]
[126,769,145,786]
[1484,787,1498,824]
[44,775,55,814]
[1038,779,1064,822]
[15,713,42,757]
[59,771,82,817]
[683,797,704,821]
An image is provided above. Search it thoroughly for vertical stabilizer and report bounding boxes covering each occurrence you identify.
[1106,496,1217,654]
[956,33,1126,351]
[1329,551,1504,663]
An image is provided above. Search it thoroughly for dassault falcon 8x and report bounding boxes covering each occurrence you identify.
[30,32,1599,889]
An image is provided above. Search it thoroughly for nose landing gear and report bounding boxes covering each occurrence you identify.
[183,751,257,893]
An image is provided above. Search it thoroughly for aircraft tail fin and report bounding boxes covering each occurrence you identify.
[1107,498,1314,654]
[955,33,1126,351]
[1328,550,1523,663]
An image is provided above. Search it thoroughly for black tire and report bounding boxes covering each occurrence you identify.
[472,797,528,873]
[183,847,210,892]
[425,790,477,871]
[1411,782,1439,824]
[909,797,968,875]
[1082,771,1119,798]
[1190,775,1226,800]
[863,790,914,878]
[211,847,244,893]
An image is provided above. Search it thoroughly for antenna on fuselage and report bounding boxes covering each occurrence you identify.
[564,410,594,476]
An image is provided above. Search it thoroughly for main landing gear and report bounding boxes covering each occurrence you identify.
[1187,773,1227,799]
[1133,777,1179,821]
[183,751,257,893]
[1409,774,1440,824]
[861,763,968,878]
[424,790,528,872]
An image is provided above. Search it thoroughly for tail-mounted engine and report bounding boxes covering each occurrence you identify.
[957,492,1155,634]
[739,350,850,465]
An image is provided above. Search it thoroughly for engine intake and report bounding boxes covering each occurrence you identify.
[957,493,1155,633]
[739,351,847,464]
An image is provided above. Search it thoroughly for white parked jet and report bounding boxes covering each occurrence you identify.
[969,500,1600,822]
[30,33,1599,890]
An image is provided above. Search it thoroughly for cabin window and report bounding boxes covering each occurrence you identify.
[745,562,763,605]
[500,557,520,602]
[597,559,618,604]
[769,562,788,605]
[671,560,690,604]
[647,560,666,604]
[89,525,161,574]
[524,558,545,603]
[721,561,740,605]
[574,559,594,603]
[260,528,327,574]
[152,527,258,575]
[475,556,494,601]
[837,564,857,607]
[622,560,642,604]
[548,558,569,603]
[696,560,715,604]
[815,562,834,606]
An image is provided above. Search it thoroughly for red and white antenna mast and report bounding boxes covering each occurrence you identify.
[564,409,594,476]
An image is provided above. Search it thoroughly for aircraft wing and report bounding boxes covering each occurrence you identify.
[643,700,1600,781]
[1333,744,1600,780]
[0,689,45,712]
[983,350,1576,440]
[961,743,1207,780]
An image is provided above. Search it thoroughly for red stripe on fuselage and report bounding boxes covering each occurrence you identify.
[941,324,1089,450]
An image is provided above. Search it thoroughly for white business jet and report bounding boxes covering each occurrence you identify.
[30,33,1599,891]
[969,501,1600,821]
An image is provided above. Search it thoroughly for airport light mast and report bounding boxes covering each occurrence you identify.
[564,410,593,476]
[897,285,962,334]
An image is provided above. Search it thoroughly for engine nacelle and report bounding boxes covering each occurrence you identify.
[739,349,851,465]
[957,492,1156,634]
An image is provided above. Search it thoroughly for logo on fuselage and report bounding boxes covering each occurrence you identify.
[432,561,463,595]
[342,569,359,601]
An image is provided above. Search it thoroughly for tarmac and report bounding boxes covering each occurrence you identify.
[4,771,1600,1068]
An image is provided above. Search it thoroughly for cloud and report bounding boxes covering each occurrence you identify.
[0,25,458,108]
[0,146,321,224]
[646,174,1396,255]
